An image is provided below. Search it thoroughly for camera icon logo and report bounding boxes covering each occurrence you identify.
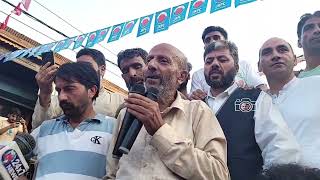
[234,98,256,112]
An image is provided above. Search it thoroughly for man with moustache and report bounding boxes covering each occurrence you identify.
[117,48,148,89]
[106,43,229,180]
[259,37,320,168]
[32,48,125,129]
[297,11,320,78]
[203,40,300,180]
[31,62,115,179]
[190,26,267,100]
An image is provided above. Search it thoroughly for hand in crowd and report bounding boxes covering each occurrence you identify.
[10,122,20,128]
[189,89,207,100]
[124,93,164,136]
[35,62,59,107]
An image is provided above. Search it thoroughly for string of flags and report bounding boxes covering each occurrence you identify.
[0,0,256,63]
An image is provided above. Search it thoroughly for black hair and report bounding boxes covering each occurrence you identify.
[7,107,22,117]
[55,62,100,101]
[204,40,239,65]
[76,48,106,67]
[256,164,320,180]
[117,48,148,69]
[297,11,320,40]
[202,26,228,43]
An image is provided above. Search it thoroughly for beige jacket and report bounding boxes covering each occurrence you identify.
[106,92,230,180]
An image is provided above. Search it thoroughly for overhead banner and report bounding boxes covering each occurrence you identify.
[210,0,231,13]
[137,14,154,37]
[235,0,256,8]
[154,8,171,33]
[170,2,189,25]
[1,0,258,63]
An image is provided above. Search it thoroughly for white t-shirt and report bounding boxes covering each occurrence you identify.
[190,60,267,93]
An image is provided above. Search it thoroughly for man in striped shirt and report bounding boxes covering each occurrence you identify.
[31,62,115,180]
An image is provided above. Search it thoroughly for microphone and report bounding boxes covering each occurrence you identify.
[13,133,36,162]
[112,84,146,158]
[119,87,159,154]
[0,133,36,180]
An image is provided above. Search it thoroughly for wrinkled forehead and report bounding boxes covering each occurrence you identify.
[149,44,177,57]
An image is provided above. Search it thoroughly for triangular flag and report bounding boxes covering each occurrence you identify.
[0,15,11,30]
[154,8,171,33]
[121,19,138,37]
[137,14,154,37]
[21,0,31,11]
[35,42,57,56]
[12,3,22,16]
[210,0,231,13]
[235,0,256,7]
[73,34,87,50]
[188,0,208,18]
[86,31,98,48]
[108,23,125,43]
[94,27,110,44]
[170,2,189,25]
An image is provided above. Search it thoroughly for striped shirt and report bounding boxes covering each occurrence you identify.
[31,114,115,180]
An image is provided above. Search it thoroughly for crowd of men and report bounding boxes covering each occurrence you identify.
[1,10,320,180]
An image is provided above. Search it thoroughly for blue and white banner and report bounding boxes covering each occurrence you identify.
[95,27,110,44]
[121,19,138,37]
[137,14,154,37]
[86,31,98,48]
[1,0,259,64]
[170,2,189,25]
[108,23,125,42]
[211,0,231,13]
[235,0,256,8]
[154,8,171,33]
[54,38,74,52]
[73,34,87,50]
[35,42,57,56]
[188,0,208,18]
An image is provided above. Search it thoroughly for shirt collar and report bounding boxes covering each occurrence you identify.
[161,91,186,115]
[267,77,299,97]
[282,76,298,91]
[207,82,238,99]
[56,114,102,123]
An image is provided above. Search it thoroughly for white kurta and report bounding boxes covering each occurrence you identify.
[271,76,320,168]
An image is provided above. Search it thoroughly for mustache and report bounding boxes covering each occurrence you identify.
[144,73,161,79]
[59,101,74,109]
[209,68,223,75]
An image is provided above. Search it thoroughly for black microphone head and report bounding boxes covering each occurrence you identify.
[146,87,159,101]
[130,84,146,95]
[14,133,36,160]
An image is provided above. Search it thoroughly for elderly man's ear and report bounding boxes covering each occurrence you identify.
[177,70,189,86]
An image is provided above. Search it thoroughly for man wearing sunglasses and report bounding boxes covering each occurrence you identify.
[297,11,320,78]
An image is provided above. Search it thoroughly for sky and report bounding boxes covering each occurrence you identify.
[1,0,319,91]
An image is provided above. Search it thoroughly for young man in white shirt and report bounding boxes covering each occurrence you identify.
[203,40,300,180]
[259,37,320,168]
[190,26,267,100]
